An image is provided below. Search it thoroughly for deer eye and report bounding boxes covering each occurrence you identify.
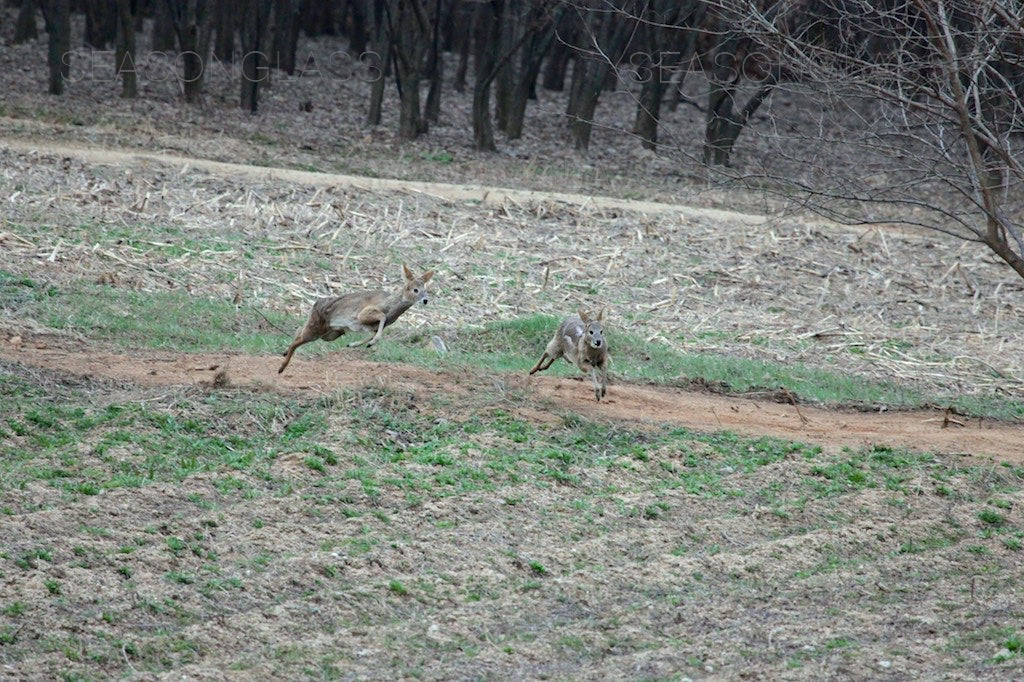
[588,330,593,335]
[413,288,419,294]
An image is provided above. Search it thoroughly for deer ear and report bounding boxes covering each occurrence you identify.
[596,308,605,321]
[402,264,414,281]
[421,270,434,283]
[578,308,590,323]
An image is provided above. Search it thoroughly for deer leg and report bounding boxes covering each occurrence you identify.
[365,317,387,347]
[529,352,552,374]
[532,350,557,372]
[348,308,385,347]
[590,367,602,401]
[279,323,319,374]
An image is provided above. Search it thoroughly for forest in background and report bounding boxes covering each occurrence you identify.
[7,0,1024,281]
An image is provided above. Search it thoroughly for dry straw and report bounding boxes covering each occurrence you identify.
[1,147,1022,399]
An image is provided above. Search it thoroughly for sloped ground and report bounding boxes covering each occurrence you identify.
[1,358,1023,681]
[2,15,1024,677]
[1,339,1022,459]
[2,142,1022,411]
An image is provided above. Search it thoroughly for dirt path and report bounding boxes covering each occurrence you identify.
[1,136,767,225]
[3,135,1018,460]
[3,342,1021,461]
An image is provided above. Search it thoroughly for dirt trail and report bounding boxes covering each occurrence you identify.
[3,342,1021,461]
[3,135,1019,460]
[0,136,767,225]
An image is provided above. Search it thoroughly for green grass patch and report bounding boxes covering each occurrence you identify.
[0,271,292,354]
[1,356,1024,679]
[0,370,332,510]
[3,271,1020,418]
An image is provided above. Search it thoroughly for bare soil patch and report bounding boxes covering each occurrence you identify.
[2,339,1021,461]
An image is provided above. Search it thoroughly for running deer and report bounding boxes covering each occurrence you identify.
[529,309,609,401]
[278,264,434,374]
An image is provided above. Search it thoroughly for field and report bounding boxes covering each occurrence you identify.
[3,16,1024,681]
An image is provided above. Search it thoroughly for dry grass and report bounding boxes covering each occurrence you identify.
[1,145,1022,405]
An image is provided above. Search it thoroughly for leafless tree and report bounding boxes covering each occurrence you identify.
[84,0,117,48]
[212,0,237,61]
[363,0,433,138]
[13,0,39,45]
[392,0,432,139]
[471,0,561,150]
[501,1,563,139]
[699,0,1024,280]
[472,0,501,150]
[164,0,214,103]
[366,0,391,125]
[424,0,447,122]
[566,0,638,151]
[240,0,274,111]
[39,0,70,95]
[115,0,137,98]
[271,0,302,74]
[630,0,704,150]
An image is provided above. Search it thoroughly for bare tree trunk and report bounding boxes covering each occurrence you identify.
[703,29,742,166]
[348,0,368,55]
[365,0,389,125]
[566,53,583,117]
[424,0,444,122]
[85,0,118,48]
[393,0,429,139]
[633,62,663,148]
[505,6,560,139]
[566,7,633,151]
[240,0,274,111]
[425,46,444,122]
[493,0,515,132]
[632,0,699,149]
[570,60,607,150]
[272,0,300,73]
[982,228,1024,279]
[366,47,389,125]
[213,0,236,61]
[703,25,777,167]
[452,0,471,92]
[665,4,703,114]
[14,0,38,44]
[471,0,499,151]
[541,13,576,91]
[166,0,214,103]
[115,0,137,98]
[151,0,175,51]
[398,76,423,139]
[40,0,70,95]
[301,0,337,35]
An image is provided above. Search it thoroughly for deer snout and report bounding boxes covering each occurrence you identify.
[593,339,602,348]
[421,296,429,305]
